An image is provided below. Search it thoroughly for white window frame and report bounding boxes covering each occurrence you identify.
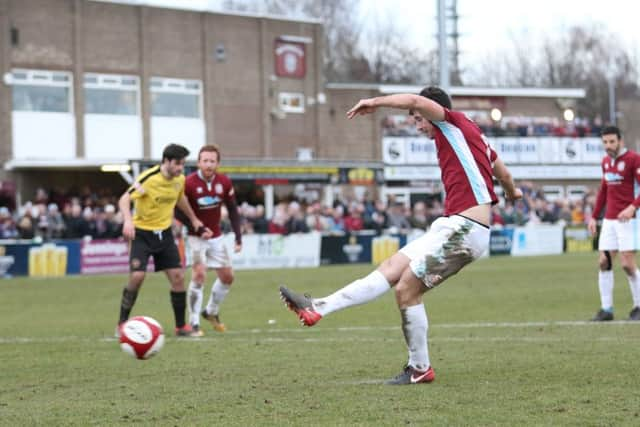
[278,92,305,114]
[150,77,203,119]
[83,73,141,116]
[11,68,74,113]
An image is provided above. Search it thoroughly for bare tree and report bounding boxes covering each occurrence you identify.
[305,0,364,82]
[540,25,639,119]
[361,17,436,84]
[220,0,433,84]
[466,24,639,120]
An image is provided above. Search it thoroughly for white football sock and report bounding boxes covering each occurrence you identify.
[187,281,204,326]
[598,270,614,310]
[206,279,231,316]
[313,270,391,317]
[401,303,430,372]
[626,269,640,307]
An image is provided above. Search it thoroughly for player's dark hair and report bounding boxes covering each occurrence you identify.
[601,125,621,139]
[162,144,190,162]
[198,144,221,162]
[419,86,452,109]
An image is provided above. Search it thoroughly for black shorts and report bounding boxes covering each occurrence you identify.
[129,227,181,272]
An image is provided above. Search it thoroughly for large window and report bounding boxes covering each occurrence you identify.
[150,77,202,118]
[84,73,139,115]
[11,69,72,113]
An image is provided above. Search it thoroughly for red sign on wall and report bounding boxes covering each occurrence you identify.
[275,41,306,78]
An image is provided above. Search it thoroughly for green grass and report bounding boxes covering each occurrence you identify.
[1,252,640,426]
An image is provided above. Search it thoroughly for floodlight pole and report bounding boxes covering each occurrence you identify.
[437,0,450,92]
[608,74,616,125]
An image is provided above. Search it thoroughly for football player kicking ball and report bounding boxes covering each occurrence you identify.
[587,126,640,321]
[280,87,522,385]
[180,145,242,335]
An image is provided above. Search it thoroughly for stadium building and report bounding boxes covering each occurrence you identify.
[0,0,605,213]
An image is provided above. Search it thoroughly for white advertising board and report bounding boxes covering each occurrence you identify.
[383,136,603,169]
[223,232,321,270]
[510,225,564,256]
[405,137,438,165]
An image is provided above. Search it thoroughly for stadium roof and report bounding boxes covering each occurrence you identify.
[326,83,586,99]
[90,0,322,25]
[4,159,131,171]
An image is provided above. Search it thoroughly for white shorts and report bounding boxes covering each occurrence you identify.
[399,215,490,288]
[598,218,639,252]
[185,235,232,269]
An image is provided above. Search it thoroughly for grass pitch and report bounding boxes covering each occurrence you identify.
[1,252,639,426]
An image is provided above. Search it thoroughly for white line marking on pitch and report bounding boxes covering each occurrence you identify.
[232,319,638,335]
[0,335,638,345]
[0,320,637,345]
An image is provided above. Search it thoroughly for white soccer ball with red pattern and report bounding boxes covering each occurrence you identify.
[119,316,165,360]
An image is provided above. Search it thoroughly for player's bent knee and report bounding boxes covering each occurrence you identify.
[191,263,206,284]
[166,269,185,288]
[394,271,426,307]
[129,271,146,288]
[378,253,410,286]
[620,257,637,275]
[599,251,613,271]
[219,273,234,285]
[193,272,206,285]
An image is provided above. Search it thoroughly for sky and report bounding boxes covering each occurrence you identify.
[366,0,640,70]
[97,0,640,76]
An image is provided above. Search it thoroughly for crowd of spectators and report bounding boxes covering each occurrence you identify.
[490,181,597,228]
[0,186,122,241]
[473,116,604,138]
[382,114,604,138]
[0,181,599,242]
[226,198,445,237]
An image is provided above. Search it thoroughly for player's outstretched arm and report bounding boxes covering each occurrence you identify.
[492,158,522,201]
[346,94,445,121]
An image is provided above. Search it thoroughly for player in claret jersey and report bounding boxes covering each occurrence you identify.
[587,126,640,321]
[280,86,522,385]
[179,144,242,335]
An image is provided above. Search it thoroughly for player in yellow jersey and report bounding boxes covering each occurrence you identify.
[116,144,211,337]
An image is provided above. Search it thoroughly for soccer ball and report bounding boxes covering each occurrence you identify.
[119,316,165,360]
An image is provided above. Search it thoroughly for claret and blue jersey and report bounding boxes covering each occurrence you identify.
[431,109,498,216]
[593,149,640,220]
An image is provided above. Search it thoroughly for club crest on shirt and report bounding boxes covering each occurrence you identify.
[617,161,625,171]
[196,187,203,193]
[174,182,182,191]
[215,183,223,194]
